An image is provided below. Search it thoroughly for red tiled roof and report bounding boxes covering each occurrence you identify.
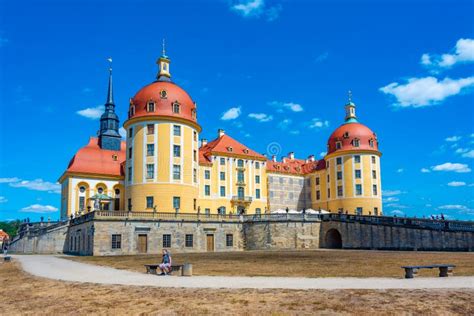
[266,158,326,175]
[0,229,9,241]
[63,137,126,178]
[199,134,266,164]
[327,122,379,154]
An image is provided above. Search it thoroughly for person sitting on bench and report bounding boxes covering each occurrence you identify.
[159,249,172,275]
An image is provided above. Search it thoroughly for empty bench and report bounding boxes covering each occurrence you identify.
[401,264,455,278]
[144,264,184,275]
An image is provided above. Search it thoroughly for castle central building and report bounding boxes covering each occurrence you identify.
[59,50,382,218]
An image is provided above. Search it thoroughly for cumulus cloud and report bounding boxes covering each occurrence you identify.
[445,136,461,142]
[20,204,58,214]
[431,162,471,173]
[77,105,104,119]
[308,118,329,129]
[421,38,474,70]
[382,190,404,197]
[248,113,273,122]
[0,196,7,203]
[447,181,466,187]
[2,178,61,194]
[221,106,241,120]
[421,168,431,173]
[437,204,473,214]
[379,76,474,108]
[230,0,281,21]
[268,101,304,112]
[461,150,474,158]
[383,197,400,203]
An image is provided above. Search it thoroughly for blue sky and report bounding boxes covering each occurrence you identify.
[0,0,473,221]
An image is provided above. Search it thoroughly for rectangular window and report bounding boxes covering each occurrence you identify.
[256,189,261,199]
[336,157,342,165]
[204,185,210,196]
[193,150,197,162]
[256,208,261,214]
[146,164,154,179]
[316,190,321,200]
[374,207,379,216]
[355,169,361,179]
[327,174,330,183]
[79,197,85,210]
[316,177,320,185]
[255,162,260,169]
[337,185,343,197]
[371,156,376,164]
[237,170,244,182]
[356,207,363,215]
[336,142,342,149]
[173,165,181,180]
[127,198,132,211]
[354,155,361,163]
[205,208,210,216]
[328,188,331,198]
[279,177,283,184]
[128,147,133,159]
[289,192,294,199]
[173,196,180,210]
[337,171,342,180]
[163,234,171,248]
[220,186,226,197]
[173,125,181,136]
[204,170,210,179]
[147,124,154,134]
[356,184,362,196]
[226,234,233,247]
[146,196,154,209]
[193,198,197,210]
[372,170,377,179]
[185,234,193,248]
[255,175,260,184]
[173,145,181,157]
[128,128,133,138]
[220,172,225,181]
[220,157,225,165]
[193,131,197,141]
[111,234,121,249]
[147,144,154,156]
[128,167,132,181]
[193,168,197,183]
[373,184,378,195]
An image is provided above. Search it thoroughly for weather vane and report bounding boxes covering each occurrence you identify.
[107,57,113,73]
[347,90,352,103]
[162,38,166,57]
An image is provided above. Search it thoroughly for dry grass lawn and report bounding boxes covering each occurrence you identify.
[1,260,473,315]
[69,249,474,278]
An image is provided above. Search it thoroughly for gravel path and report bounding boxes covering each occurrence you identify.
[13,255,474,290]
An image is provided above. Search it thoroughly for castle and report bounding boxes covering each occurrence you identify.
[58,48,382,220]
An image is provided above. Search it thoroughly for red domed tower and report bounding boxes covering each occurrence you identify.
[123,42,201,213]
[322,92,382,216]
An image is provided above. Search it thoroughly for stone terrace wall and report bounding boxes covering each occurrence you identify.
[9,223,69,254]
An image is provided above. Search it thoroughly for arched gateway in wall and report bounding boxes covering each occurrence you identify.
[325,228,343,249]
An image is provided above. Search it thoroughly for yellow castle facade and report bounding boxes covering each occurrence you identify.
[59,50,382,219]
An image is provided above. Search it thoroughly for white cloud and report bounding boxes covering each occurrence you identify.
[265,4,281,22]
[20,204,58,214]
[278,119,292,129]
[8,178,61,194]
[445,136,461,142]
[396,168,404,173]
[231,0,264,17]
[289,130,300,135]
[390,210,404,216]
[319,152,327,157]
[382,190,403,197]
[221,106,241,120]
[248,113,273,122]
[0,177,20,183]
[421,168,431,173]
[421,38,474,70]
[461,150,474,158]
[383,197,400,203]
[77,105,104,119]
[268,101,304,112]
[0,196,7,203]
[119,127,126,139]
[431,162,471,173]
[380,76,474,108]
[308,118,329,129]
[447,181,466,187]
[437,204,473,214]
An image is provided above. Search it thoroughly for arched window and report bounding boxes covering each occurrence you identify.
[237,159,244,167]
[98,187,104,194]
[369,139,374,148]
[79,186,86,193]
[129,105,135,117]
[336,141,342,149]
[353,138,360,147]
[172,101,180,114]
[192,109,197,119]
[147,101,155,112]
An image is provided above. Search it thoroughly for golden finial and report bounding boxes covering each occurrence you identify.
[162,38,166,57]
[347,90,352,103]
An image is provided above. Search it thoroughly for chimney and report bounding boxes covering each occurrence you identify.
[288,152,295,160]
[201,139,208,147]
[308,154,315,162]
[218,129,225,137]
[272,155,277,162]
[282,157,287,163]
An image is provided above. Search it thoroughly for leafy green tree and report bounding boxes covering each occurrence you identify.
[0,220,21,239]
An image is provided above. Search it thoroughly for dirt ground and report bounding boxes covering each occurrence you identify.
[69,249,474,278]
[1,260,473,315]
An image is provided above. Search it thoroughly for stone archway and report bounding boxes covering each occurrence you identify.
[325,228,342,249]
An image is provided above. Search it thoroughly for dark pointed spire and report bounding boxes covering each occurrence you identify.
[99,58,121,151]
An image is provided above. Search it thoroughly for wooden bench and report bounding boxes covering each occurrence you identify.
[3,256,11,262]
[401,264,455,278]
[144,264,184,275]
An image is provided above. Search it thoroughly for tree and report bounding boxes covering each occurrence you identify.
[0,220,21,239]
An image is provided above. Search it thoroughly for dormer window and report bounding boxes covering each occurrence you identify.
[160,90,167,99]
[343,132,350,138]
[172,101,180,114]
[369,139,374,148]
[336,141,342,150]
[353,138,360,147]
[243,149,249,154]
[112,154,118,161]
[147,101,155,112]
[192,109,197,119]
[227,146,233,152]
[129,105,135,117]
